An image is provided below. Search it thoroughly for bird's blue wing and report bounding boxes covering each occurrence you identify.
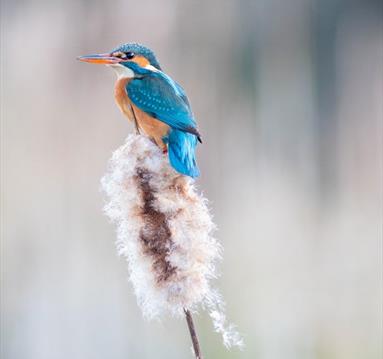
[174,82,192,109]
[127,72,200,138]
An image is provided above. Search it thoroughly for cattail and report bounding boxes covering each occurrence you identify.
[101,134,243,356]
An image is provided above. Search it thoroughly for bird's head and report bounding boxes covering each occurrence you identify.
[78,43,162,78]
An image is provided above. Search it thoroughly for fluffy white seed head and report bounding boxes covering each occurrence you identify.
[101,134,243,349]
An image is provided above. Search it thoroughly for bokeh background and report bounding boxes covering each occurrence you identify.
[1,0,382,358]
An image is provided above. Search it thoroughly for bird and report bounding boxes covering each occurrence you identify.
[78,43,201,178]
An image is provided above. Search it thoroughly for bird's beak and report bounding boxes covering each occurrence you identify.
[77,53,121,64]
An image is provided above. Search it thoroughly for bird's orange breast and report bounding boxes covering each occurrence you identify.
[115,78,136,120]
[114,78,170,151]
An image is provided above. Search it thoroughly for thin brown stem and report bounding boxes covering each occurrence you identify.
[184,308,204,359]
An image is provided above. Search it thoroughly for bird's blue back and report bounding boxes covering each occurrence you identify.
[126,67,200,177]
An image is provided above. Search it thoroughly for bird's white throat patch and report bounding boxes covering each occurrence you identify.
[109,63,160,79]
[109,64,135,79]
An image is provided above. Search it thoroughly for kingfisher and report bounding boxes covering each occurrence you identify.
[78,43,201,178]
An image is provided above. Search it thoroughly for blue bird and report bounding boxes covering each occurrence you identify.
[78,43,201,177]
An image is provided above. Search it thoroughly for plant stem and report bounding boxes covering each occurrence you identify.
[184,308,204,359]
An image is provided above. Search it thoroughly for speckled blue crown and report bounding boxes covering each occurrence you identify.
[112,43,162,70]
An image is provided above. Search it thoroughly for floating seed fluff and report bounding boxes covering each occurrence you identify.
[101,134,243,349]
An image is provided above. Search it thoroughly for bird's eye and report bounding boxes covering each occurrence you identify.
[125,52,135,59]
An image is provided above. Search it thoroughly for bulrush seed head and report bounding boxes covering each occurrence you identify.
[101,134,243,349]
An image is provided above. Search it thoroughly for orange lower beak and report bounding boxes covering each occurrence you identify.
[77,53,121,64]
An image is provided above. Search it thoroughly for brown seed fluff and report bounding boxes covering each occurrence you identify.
[135,168,176,284]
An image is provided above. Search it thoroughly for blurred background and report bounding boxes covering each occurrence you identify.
[1,0,382,358]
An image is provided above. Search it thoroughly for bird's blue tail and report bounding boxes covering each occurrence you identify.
[168,129,200,178]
